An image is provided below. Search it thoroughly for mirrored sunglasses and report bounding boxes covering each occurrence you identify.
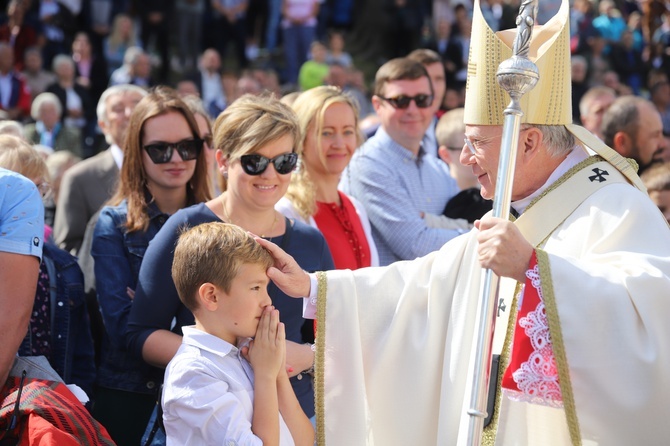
[239,153,298,176]
[143,139,203,164]
[378,94,434,109]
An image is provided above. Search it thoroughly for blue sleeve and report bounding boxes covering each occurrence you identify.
[43,243,96,398]
[318,231,335,271]
[69,284,97,398]
[0,171,44,260]
[126,216,183,359]
[91,207,135,349]
[126,206,212,359]
[348,154,461,260]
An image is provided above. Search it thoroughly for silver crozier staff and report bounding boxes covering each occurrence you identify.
[465,0,540,444]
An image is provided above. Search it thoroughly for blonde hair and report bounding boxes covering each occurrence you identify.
[435,108,465,148]
[0,135,49,181]
[285,86,362,220]
[212,94,301,191]
[107,14,138,53]
[172,222,274,312]
[641,162,670,191]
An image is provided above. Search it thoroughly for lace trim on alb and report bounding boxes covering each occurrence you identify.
[506,264,563,409]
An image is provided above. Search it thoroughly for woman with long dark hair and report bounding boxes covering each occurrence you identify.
[91,86,211,445]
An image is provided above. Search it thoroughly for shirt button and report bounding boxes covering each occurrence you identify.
[147,381,156,389]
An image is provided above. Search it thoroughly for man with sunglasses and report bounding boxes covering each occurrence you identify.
[342,57,464,266]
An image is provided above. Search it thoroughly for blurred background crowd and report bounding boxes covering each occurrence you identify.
[3,0,670,155]
[1,0,670,444]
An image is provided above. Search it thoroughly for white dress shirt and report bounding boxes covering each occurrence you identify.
[162,326,295,446]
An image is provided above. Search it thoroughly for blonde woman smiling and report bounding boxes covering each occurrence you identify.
[277,86,379,269]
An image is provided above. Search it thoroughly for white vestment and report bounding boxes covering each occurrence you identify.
[314,153,670,446]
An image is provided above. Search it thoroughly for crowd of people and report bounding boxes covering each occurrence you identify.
[1,0,670,445]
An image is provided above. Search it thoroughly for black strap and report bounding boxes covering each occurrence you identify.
[484,354,501,428]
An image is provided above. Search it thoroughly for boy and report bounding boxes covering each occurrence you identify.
[162,222,314,446]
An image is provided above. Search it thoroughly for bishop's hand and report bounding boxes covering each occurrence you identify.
[475,217,534,282]
[255,237,312,298]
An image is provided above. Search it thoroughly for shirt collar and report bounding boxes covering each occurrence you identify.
[110,144,123,169]
[181,326,237,358]
[375,127,425,162]
[513,147,589,214]
[144,193,170,220]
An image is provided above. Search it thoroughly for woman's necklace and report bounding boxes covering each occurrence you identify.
[220,194,278,239]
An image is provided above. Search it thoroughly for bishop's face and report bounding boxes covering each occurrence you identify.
[461,124,529,201]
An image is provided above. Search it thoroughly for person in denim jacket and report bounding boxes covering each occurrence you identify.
[19,243,97,398]
[91,86,211,446]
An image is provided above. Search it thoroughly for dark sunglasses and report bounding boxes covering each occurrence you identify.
[239,152,298,175]
[143,139,203,164]
[378,94,434,109]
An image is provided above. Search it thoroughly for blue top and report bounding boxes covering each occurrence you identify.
[91,199,169,393]
[0,168,44,260]
[340,128,462,265]
[19,243,97,398]
[127,202,334,416]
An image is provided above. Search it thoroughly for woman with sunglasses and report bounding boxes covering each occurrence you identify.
[278,86,379,270]
[91,86,211,445]
[127,94,334,424]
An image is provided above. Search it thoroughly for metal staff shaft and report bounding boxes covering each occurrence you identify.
[465,1,539,444]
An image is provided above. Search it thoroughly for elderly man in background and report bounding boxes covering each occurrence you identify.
[53,84,146,254]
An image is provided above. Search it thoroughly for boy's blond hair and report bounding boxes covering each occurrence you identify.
[172,222,274,312]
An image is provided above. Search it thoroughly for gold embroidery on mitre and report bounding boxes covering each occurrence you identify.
[464,0,571,126]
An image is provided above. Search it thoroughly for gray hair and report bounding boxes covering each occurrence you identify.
[0,120,24,138]
[571,54,588,70]
[123,46,144,66]
[531,125,576,158]
[52,54,74,72]
[31,92,62,121]
[96,84,148,124]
